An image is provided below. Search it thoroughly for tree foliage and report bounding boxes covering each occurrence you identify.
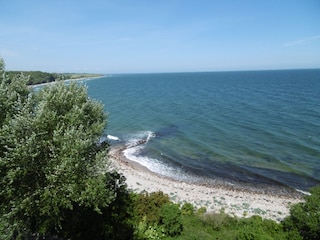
[133,191,171,225]
[6,71,55,85]
[160,203,183,237]
[0,57,5,71]
[282,186,320,240]
[5,70,103,86]
[0,60,133,239]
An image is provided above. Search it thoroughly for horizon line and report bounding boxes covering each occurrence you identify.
[6,67,320,75]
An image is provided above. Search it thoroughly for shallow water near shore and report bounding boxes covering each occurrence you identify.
[85,70,320,192]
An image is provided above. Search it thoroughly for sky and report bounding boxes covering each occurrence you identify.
[0,0,319,73]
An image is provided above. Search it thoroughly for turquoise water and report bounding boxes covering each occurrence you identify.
[85,70,320,191]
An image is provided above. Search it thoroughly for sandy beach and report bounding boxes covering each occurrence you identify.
[109,146,304,222]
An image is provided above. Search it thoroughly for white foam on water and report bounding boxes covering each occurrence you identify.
[123,146,194,181]
[295,188,311,195]
[125,131,155,148]
[124,146,171,175]
[107,134,120,141]
[122,130,193,181]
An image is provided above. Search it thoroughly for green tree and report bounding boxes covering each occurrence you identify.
[0,70,29,128]
[0,57,4,71]
[283,186,320,240]
[6,71,56,85]
[0,60,133,239]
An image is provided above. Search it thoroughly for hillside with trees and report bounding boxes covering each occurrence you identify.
[6,70,103,86]
[0,57,319,239]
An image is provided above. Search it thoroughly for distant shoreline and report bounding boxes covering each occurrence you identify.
[31,75,105,88]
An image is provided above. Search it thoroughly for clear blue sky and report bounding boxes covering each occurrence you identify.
[1,0,319,73]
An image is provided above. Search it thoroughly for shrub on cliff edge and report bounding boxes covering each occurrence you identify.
[282,186,320,240]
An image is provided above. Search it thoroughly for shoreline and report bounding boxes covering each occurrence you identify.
[108,146,303,222]
[31,75,105,88]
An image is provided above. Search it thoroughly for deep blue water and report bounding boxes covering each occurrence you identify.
[85,70,320,192]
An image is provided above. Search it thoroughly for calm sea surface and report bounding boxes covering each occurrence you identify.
[85,70,320,192]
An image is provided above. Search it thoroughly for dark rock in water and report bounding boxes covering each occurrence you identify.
[126,139,148,148]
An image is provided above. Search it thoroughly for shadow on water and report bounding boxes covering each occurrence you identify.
[155,125,180,138]
[144,147,319,194]
[237,165,320,192]
[189,158,320,192]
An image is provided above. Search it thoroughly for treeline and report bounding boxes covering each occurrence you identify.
[6,71,103,85]
[1,58,320,239]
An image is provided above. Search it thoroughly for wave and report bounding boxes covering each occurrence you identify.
[107,134,121,141]
[122,131,200,182]
[125,131,155,148]
[123,131,166,173]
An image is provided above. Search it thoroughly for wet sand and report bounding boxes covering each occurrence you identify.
[108,146,304,222]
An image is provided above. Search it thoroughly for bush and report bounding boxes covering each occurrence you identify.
[236,224,274,240]
[181,202,194,216]
[200,211,237,231]
[197,206,207,214]
[236,215,293,240]
[133,191,171,224]
[282,185,320,240]
[160,203,183,237]
[135,216,164,240]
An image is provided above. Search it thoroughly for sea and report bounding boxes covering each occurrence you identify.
[83,70,320,193]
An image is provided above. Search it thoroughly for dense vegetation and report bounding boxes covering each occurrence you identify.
[6,70,103,86]
[0,58,131,239]
[1,57,319,239]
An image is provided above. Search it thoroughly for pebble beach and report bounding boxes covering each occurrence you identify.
[109,147,304,222]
